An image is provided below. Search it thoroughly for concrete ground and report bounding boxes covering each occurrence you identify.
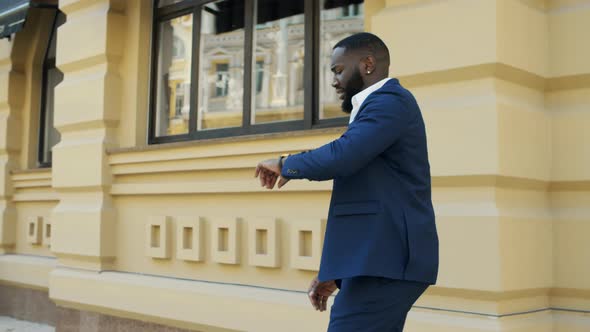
[0,317,54,332]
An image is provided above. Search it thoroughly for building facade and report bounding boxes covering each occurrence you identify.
[0,0,589,331]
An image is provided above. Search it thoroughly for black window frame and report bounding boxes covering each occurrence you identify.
[149,0,350,145]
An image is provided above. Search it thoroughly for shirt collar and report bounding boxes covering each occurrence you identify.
[349,78,391,123]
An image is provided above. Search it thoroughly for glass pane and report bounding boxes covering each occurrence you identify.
[319,1,364,120]
[252,0,305,125]
[154,13,193,137]
[197,0,245,130]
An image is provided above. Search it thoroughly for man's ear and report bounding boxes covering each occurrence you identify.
[361,55,376,75]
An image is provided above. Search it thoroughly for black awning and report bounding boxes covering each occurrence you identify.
[0,0,31,39]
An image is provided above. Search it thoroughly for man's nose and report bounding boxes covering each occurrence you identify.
[331,79,339,88]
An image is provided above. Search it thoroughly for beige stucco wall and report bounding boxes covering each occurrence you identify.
[1,0,589,331]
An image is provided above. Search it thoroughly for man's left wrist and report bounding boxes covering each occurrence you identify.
[278,154,290,172]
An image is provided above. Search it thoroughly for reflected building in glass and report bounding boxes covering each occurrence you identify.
[154,13,193,136]
[164,2,364,135]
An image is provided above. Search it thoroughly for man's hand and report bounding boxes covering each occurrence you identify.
[308,276,337,312]
[254,158,290,189]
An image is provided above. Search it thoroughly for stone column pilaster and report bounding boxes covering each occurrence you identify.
[50,0,126,270]
[0,40,23,254]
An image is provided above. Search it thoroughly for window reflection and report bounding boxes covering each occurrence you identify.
[215,63,230,97]
[154,13,193,136]
[320,0,364,120]
[252,0,305,125]
[255,60,264,94]
[172,36,185,59]
[197,0,245,130]
[152,0,365,139]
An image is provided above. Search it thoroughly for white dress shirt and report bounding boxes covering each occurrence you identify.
[349,77,392,124]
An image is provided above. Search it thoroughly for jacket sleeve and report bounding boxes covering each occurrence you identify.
[281,93,414,181]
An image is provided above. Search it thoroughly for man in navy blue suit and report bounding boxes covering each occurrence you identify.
[255,32,438,331]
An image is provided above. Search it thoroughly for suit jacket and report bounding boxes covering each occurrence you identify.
[281,78,438,285]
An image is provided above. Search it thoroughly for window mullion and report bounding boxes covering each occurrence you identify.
[242,0,255,132]
[189,7,202,133]
[303,0,318,129]
[148,2,160,143]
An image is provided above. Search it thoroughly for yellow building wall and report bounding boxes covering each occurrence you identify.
[1,0,589,331]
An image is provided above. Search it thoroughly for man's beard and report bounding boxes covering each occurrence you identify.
[341,69,364,114]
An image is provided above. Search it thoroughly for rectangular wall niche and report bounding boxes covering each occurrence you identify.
[218,228,229,251]
[248,218,280,268]
[176,216,204,262]
[299,230,312,257]
[26,217,43,245]
[256,230,267,255]
[290,219,326,271]
[183,227,193,249]
[211,218,241,265]
[145,216,171,259]
[42,219,52,247]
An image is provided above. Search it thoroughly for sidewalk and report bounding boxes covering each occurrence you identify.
[0,317,54,332]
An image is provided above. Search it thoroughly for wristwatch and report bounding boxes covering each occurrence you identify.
[278,153,290,171]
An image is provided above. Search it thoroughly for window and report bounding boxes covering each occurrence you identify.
[255,60,264,94]
[342,4,362,17]
[172,36,185,59]
[214,63,229,97]
[38,9,65,167]
[150,0,364,143]
[175,83,184,116]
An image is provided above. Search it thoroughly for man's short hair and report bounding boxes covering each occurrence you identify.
[333,32,390,63]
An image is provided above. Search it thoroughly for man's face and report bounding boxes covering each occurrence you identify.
[330,47,365,114]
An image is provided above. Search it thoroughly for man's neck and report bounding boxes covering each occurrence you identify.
[362,75,388,90]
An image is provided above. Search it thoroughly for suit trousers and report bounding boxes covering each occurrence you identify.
[327,276,428,332]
